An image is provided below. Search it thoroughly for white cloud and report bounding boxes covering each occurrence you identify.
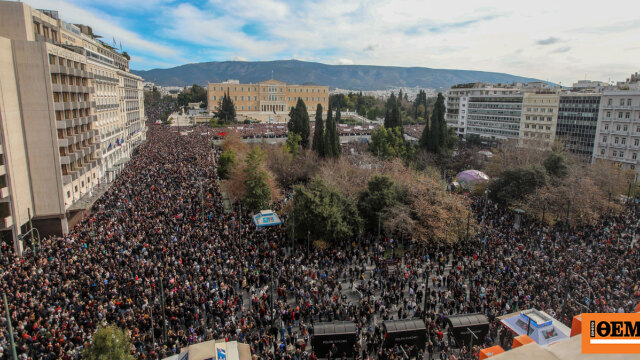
[22,0,640,84]
[24,0,178,58]
[337,58,354,65]
[232,56,249,61]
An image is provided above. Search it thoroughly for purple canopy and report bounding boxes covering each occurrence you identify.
[455,170,490,187]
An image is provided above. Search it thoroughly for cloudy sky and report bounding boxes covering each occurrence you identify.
[24,0,640,85]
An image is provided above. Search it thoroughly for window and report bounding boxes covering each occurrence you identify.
[634,153,638,160]
[613,150,617,157]
[635,139,639,146]
[619,112,624,119]
[604,124,609,130]
[615,137,619,144]
[620,152,624,158]
[608,98,613,105]
[624,125,628,131]
[622,138,626,145]
[626,112,631,119]
[617,125,621,131]
[607,112,611,117]
[601,149,605,155]
[628,99,632,106]
[620,99,625,106]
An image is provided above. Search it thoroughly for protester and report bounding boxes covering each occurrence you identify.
[0,118,638,360]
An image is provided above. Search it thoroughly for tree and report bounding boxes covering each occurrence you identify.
[214,93,236,124]
[285,132,302,158]
[311,104,325,158]
[288,99,311,148]
[358,175,398,232]
[384,93,402,129]
[543,152,569,178]
[217,150,236,179]
[487,165,547,206]
[324,104,340,158]
[243,147,272,212]
[369,127,412,159]
[420,93,450,154]
[83,325,135,360]
[121,51,130,60]
[288,178,362,244]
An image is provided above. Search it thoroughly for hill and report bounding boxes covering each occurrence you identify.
[132,60,544,90]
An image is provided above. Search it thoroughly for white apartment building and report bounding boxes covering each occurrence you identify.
[592,85,640,172]
[445,83,523,138]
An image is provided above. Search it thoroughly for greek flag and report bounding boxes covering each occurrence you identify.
[216,348,226,360]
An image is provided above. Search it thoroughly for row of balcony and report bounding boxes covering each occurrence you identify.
[62,158,101,184]
[598,142,640,150]
[53,101,96,112]
[56,115,96,130]
[52,83,93,94]
[58,130,98,148]
[601,105,640,110]
[60,142,100,165]
[93,74,119,84]
[96,103,119,111]
[49,65,91,79]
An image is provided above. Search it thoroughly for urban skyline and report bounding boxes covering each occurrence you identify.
[18,0,640,87]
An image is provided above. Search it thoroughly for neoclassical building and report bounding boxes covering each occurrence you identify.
[207,79,329,122]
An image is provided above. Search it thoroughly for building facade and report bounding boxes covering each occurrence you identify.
[207,79,329,122]
[592,87,640,171]
[445,83,523,137]
[0,1,145,252]
[519,92,560,148]
[555,93,602,161]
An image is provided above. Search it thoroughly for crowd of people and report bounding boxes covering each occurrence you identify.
[0,120,638,360]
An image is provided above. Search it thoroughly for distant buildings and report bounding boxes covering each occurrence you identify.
[445,72,640,173]
[0,1,146,251]
[207,79,329,122]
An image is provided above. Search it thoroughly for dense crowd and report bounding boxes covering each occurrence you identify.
[0,122,638,360]
[209,123,381,140]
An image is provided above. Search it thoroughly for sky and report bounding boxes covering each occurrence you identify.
[23,0,640,86]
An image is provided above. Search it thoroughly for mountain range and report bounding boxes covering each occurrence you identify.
[132,60,544,90]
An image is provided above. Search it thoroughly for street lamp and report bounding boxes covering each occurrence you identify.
[573,273,593,311]
[2,292,18,360]
[18,227,41,260]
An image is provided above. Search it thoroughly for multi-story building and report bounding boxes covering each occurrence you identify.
[555,93,602,161]
[207,79,329,122]
[0,1,146,252]
[592,83,640,171]
[519,92,560,149]
[119,70,146,155]
[445,83,523,137]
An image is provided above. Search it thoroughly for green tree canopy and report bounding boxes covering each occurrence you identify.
[288,98,311,148]
[311,104,325,158]
[217,150,236,179]
[384,93,402,129]
[177,84,207,107]
[543,152,569,178]
[370,126,413,159]
[324,104,340,158]
[243,147,272,212]
[488,165,547,206]
[285,132,302,157]
[358,175,399,232]
[83,325,135,360]
[420,92,451,154]
[214,93,236,124]
[289,178,361,244]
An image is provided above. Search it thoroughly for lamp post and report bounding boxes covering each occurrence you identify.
[2,292,18,360]
[18,227,41,260]
[573,273,593,311]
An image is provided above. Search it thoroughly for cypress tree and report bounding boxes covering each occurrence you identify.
[333,107,341,156]
[325,104,340,158]
[295,98,311,149]
[312,104,325,157]
[287,106,297,133]
[390,98,402,129]
[419,113,431,149]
